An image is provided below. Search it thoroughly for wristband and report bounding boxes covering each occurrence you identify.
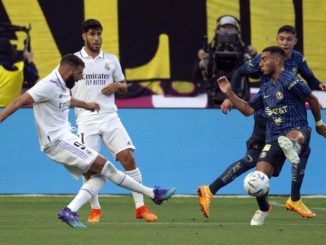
[316,120,324,127]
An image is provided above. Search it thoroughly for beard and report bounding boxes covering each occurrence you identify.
[86,39,101,53]
[65,75,76,89]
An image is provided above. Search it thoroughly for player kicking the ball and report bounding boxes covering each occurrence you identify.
[198,25,326,220]
[216,47,325,225]
[0,54,176,229]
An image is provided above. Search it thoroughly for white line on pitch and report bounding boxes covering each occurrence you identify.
[93,222,326,226]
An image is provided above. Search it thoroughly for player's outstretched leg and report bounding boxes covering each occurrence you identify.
[196,155,257,218]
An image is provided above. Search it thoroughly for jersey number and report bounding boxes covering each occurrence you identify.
[74,141,86,150]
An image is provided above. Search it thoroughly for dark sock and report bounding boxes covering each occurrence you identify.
[209,159,253,194]
[256,194,270,212]
[291,147,309,201]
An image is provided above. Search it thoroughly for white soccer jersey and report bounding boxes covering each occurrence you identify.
[72,48,125,124]
[27,68,72,150]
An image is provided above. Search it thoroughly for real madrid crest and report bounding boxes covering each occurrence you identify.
[105,63,110,71]
[276,91,283,100]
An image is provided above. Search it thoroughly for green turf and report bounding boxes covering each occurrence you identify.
[0,196,325,245]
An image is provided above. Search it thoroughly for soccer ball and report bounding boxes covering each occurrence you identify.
[243,171,269,197]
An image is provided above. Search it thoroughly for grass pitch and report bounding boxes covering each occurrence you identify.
[0,196,325,245]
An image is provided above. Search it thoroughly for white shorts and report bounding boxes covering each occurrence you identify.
[77,112,135,158]
[45,133,98,179]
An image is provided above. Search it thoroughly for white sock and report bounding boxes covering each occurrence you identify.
[126,168,144,208]
[101,161,154,198]
[83,175,106,209]
[67,176,105,212]
[89,195,101,209]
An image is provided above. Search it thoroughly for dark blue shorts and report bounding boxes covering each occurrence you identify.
[257,127,311,177]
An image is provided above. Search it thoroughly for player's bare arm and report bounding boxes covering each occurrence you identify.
[101,80,127,96]
[0,93,34,123]
[217,76,255,116]
[70,98,100,112]
[305,93,326,137]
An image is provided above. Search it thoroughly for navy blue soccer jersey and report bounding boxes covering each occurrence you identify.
[285,50,320,89]
[244,54,261,74]
[249,70,311,143]
[244,50,321,89]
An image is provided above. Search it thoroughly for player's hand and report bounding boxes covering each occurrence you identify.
[319,83,326,91]
[86,102,100,112]
[101,83,118,96]
[316,124,326,137]
[216,76,231,94]
[220,99,233,114]
[23,50,34,63]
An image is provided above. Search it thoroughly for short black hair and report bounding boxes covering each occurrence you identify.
[277,25,297,36]
[81,19,103,33]
[262,46,286,58]
[60,54,84,68]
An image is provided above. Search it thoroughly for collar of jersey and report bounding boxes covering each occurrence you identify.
[54,68,67,90]
[81,47,104,59]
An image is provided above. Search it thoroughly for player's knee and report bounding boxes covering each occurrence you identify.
[256,161,273,178]
[117,149,137,170]
[87,154,108,174]
[287,130,305,145]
